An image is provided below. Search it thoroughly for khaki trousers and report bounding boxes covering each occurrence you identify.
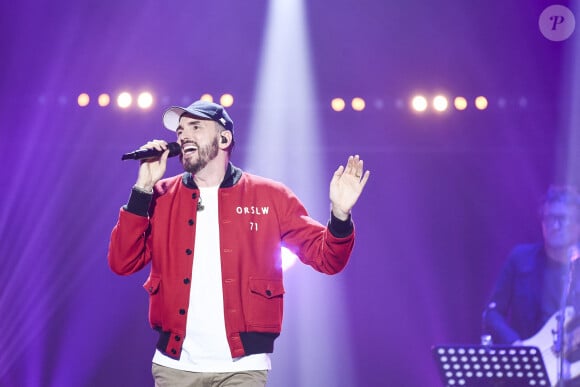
[152,363,268,387]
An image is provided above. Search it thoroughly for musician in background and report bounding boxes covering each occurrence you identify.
[483,185,580,383]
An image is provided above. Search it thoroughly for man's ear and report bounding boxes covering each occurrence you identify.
[219,130,233,148]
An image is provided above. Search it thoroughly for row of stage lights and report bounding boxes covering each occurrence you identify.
[72,92,526,113]
[332,95,519,113]
[76,92,235,109]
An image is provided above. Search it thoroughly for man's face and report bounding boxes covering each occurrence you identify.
[176,115,220,174]
[541,201,580,250]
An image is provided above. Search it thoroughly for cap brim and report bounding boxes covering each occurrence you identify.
[162,106,213,131]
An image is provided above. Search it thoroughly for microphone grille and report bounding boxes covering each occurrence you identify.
[167,142,181,157]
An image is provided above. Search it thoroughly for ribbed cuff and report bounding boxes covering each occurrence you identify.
[328,212,353,238]
[123,186,153,216]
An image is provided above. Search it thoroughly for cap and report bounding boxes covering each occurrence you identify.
[162,100,234,133]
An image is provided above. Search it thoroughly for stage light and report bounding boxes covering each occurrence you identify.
[433,95,449,112]
[411,95,428,112]
[281,246,298,271]
[136,92,154,109]
[454,96,468,111]
[77,93,90,107]
[220,94,234,107]
[351,97,366,111]
[200,93,213,102]
[331,98,346,112]
[117,92,132,109]
[98,94,110,107]
[475,96,488,110]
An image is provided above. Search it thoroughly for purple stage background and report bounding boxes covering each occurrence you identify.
[1,1,578,386]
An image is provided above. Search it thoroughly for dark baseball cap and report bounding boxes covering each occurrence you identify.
[163,100,234,132]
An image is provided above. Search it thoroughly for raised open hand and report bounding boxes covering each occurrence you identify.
[329,155,370,220]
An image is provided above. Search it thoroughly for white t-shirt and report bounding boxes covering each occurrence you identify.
[152,186,271,372]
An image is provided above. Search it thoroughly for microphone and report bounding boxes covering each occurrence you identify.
[121,142,181,160]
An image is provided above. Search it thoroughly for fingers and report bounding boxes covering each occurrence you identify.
[344,155,369,181]
[359,170,371,188]
[354,158,364,178]
[138,140,171,165]
[334,165,345,177]
[140,139,169,153]
[345,155,356,175]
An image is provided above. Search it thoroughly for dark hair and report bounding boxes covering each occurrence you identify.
[544,185,580,205]
[539,185,580,217]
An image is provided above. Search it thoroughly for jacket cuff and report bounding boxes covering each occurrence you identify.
[123,187,153,216]
[328,212,353,238]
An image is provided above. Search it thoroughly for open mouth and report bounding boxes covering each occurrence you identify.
[182,144,198,155]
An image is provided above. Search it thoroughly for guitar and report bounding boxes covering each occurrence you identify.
[522,306,580,386]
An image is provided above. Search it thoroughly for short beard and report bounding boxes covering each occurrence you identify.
[182,136,219,175]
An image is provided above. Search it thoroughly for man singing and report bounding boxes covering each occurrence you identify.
[108,100,370,386]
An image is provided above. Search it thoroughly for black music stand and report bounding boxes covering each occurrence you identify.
[432,345,551,386]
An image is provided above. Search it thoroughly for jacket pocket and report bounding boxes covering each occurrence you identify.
[247,278,285,330]
[143,274,162,327]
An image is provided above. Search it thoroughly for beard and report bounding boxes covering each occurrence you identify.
[181,136,220,175]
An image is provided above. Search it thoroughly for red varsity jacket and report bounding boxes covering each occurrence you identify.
[107,163,355,359]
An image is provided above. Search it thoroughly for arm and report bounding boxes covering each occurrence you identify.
[281,155,370,274]
[483,254,522,345]
[107,140,171,275]
[107,188,154,275]
[280,199,355,275]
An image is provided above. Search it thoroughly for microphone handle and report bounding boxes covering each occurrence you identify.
[121,142,181,160]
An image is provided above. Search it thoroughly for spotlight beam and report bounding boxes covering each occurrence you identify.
[245,0,354,385]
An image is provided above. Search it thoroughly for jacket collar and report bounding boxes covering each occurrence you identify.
[181,162,243,189]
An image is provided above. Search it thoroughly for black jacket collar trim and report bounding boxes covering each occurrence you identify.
[181,162,242,189]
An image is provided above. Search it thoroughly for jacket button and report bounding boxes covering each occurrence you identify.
[171,349,177,355]
[192,192,197,199]
[185,249,192,255]
[188,219,194,226]
[175,335,181,341]
[179,309,186,315]
[266,290,272,296]
[183,278,190,285]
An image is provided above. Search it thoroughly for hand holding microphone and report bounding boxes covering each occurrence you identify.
[127,140,181,192]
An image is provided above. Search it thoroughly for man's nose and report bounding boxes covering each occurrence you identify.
[179,133,193,142]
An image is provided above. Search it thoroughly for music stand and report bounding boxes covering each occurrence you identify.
[432,345,550,386]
